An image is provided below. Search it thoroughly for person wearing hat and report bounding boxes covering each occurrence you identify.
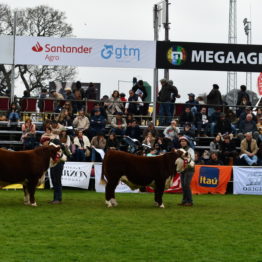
[207,84,223,117]
[177,136,195,206]
[110,111,127,136]
[158,78,180,126]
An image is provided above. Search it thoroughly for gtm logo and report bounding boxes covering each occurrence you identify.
[32,42,44,52]
[167,45,187,65]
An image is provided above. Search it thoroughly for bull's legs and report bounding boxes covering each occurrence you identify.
[23,184,30,205]
[154,181,165,208]
[105,178,119,208]
[27,179,38,206]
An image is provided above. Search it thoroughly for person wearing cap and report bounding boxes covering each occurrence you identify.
[177,136,195,206]
[158,78,179,126]
[207,84,223,117]
[110,111,127,136]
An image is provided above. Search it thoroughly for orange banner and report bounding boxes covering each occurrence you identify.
[191,165,232,194]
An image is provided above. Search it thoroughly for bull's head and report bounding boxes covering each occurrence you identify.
[48,144,67,167]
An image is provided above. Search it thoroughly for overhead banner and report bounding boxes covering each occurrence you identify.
[157,41,262,72]
[258,73,262,96]
[191,165,232,194]
[0,35,13,64]
[233,166,262,195]
[15,36,155,68]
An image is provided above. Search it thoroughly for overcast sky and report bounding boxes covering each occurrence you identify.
[4,0,262,101]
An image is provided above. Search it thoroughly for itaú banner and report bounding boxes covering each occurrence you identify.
[15,36,156,68]
[0,36,13,64]
[157,41,262,72]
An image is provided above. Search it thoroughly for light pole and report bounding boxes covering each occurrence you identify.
[243,18,252,91]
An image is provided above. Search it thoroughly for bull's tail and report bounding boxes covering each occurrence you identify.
[100,158,107,185]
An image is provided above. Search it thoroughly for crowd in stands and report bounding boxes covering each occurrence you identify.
[1,79,262,167]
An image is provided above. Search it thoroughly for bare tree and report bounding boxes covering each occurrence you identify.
[0,4,77,96]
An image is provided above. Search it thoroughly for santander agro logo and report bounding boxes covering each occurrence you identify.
[167,45,187,65]
[31,41,92,62]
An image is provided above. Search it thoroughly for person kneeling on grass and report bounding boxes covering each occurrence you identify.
[176,136,195,207]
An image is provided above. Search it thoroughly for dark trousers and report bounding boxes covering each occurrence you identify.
[50,161,65,201]
[180,169,194,204]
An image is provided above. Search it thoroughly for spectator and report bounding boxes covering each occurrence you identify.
[236,96,252,117]
[239,106,256,122]
[125,119,141,141]
[61,101,74,118]
[105,132,120,151]
[168,79,181,118]
[158,78,178,126]
[105,90,124,122]
[221,135,237,165]
[143,121,159,138]
[179,105,195,127]
[237,85,250,106]
[142,131,156,149]
[72,109,90,133]
[163,119,180,147]
[185,93,199,116]
[57,109,73,129]
[216,113,233,136]
[38,88,48,112]
[90,103,107,119]
[50,89,65,113]
[90,132,106,162]
[110,111,127,136]
[21,118,36,150]
[126,113,134,126]
[206,152,223,165]
[207,84,223,116]
[196,96,205,105]
[132,80,148,115]
[50,119,65,136]
[73,88,85,112]
[195,107,209,136]
[238,113,259,141]
[194,151,205,165]
[73,130,91,161]
[125,89,143,116]
[89,108,107,138]
[209,134,222,154]
[40,126,59,143]
[209,107,222,136]
[59,129,72,159]
[64,87,77,113]
[256,117,262,144]
[7,102,20,127]
[239,132,258,166]
[74,81,85,99]
[85,82,97,100]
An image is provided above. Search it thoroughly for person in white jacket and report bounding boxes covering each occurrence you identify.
[73,130,91,161]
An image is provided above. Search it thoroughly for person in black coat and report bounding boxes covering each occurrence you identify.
[221,135,237,165]
[216,113,233,136]
[179,106,195,127]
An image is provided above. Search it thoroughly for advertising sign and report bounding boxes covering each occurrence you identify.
[157,41,262,72]
[15,36,156,68]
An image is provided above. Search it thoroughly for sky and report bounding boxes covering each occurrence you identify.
[4,0,262,101]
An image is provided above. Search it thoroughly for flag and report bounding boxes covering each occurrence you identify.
[257,73,262,95]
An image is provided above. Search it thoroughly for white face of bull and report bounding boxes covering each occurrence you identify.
[48,143,67,168]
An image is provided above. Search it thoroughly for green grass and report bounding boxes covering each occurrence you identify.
[0,190,262,262]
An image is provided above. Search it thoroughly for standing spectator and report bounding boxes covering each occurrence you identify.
[89,109,107,138]
[168,79,180,118]
[207,84,223,116]
[125,89,143,116]
[120,93,127,104]
[158,78,178,126]
[38,88,48,112]
[105,90,124,121]
[85,82,97,100]
[49,138,67,204]
[240,132,258,166]
[90,132,106,162]
[110,112,127,136]
[132,80,148,115]
[73,88,85,112]
[237,85,250,106]
[73,130,91,161]
[74,81,85,99]
[72,109,90,133]
[21,118,36,150]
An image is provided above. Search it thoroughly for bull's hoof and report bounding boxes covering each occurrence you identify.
[110,198,118,206]
[30,202,38,207]
[105,200,112,208]
[159,204,165,208]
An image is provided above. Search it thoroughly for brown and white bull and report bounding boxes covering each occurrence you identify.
[101,150,181,208]
[0,145,62,206]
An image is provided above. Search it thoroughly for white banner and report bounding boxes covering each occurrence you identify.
[94,163,139,193]
[55,162,93,189]
[233,166,262,195]
[15,36,155,68]
[0,36,13,64]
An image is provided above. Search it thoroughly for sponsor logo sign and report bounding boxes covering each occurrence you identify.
[15,36,155,68]
[198,166,219,188]
[157,41,262,72]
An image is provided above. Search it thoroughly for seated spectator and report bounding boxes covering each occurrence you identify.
[61,101,74,118]
[125,89,143,116]
[226,109,238,134]
[89,109,107,138]
[206,152,223,165]
[50,119,65,136]
[163,119,180,147]
[105,132,120,151]
[90,132,106,162]
[216,113,233,136]
[155,135,173,152]
[40,126,59,143]
[256,108,262,120]
[59,129,73,159]
[194,151,205,165]
[221,135,238,165]
[142,131,156,149]
[185,93,199,116]
[57,109,73,128]
[72,109,90,133]
[126,113,134,126]
[179,123,196,149]
[209,107,222,136]
[195,107,209,136]
[125,119,141,141]
[239,132,258,166]
[143,121,159,138]
[239,106,256,122]
[209,134,222,154]
[236,96,252,117]
[73,88,85,113]
[21,117,36,150]
[257,117,262,144]
[110,111,127,136]
[179,105,195,127]
[90,102,107,119]
[238,113,259,141]
[104,90,124,122]
[7,102,20,127]
[72,130,91,162]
